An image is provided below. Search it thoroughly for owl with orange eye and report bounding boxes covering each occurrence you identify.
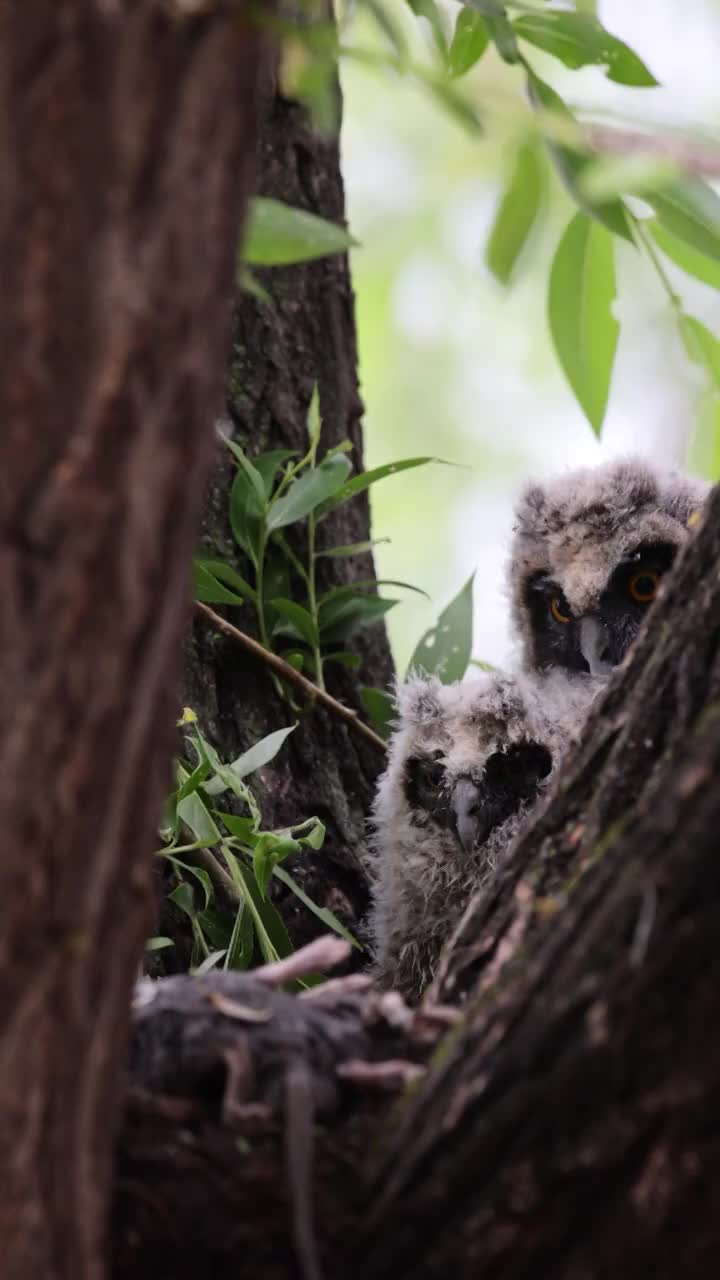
[509,456,709,678]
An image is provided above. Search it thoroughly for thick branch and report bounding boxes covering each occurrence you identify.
[116,492,720,1279]
[0,4,266,1275]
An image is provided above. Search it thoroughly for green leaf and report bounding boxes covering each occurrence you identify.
[238,267,272,306]
[483,13,520,63]
[649,221,720,291]
[193,950,227,976]
[548,213,619,436]
[169,860,213,910]
[318,456,444,516]
[447,8,489,78]
[224,902,254,970]
[177,791,221,843]
[225,724,297,782]
[195,907,232,951]
[270,598,319,647]
[527,72,632,243]
[242,197,356,266]
[267,454,352,531]
[262,551,291,608]
[215,812,259,842]
[359,687,395,740]
[224,851,293,963]
[318,592,399,643]
[253,834,301,899]
[294,817,326,850]
[272,864,362,950]
[193,559,255,606]
[486,138,545,285]
[323,651,362,671]
[578,156,677,205]
[229,467,266,564]
[281,650,306,671]
[364,0,408,58]
[688,393,720,483]
[253,449,297,498]
[169,882,196,919]
[224,438,266,503]
[306,385,321,450]
[174,755,211,808]
[145,936,174,952]
[647,180,720,266]
[407,573,475,683]
[406,0,447,59]
[461,0,505,14]
[315,538,390,559]
[514,13,657,86]
[680,315,720,389]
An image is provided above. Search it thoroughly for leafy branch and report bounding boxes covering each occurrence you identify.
[241,0,720,461]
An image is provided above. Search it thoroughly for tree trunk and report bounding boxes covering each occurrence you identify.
[180,71,394,961]
[113,490,720,1279]
[0,4,266,1276]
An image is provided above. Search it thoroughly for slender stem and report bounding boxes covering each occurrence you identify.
[631,214,684,314]
[307,506,325,691]
[191,917,211,960]
[272,531,310,587]
[195,601,387,753]
[254,532,291,703]
[254,534,271,647]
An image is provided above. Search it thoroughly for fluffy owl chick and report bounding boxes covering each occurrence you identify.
[510,455,709,677]
[368,669,598,1001]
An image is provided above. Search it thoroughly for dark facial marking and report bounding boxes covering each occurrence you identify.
[525,573,587,674]
[526,541,677,673]
[405,750,452,829]
[451,740,553,853]
[596,541,676,666]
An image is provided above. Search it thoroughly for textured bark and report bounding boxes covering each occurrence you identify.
[0,4,265,1277]
[180,73,394,961]
[113,489,720,1278]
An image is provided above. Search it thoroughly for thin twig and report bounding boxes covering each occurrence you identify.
[256,935,351,987]
[584,123,720,179]
[194,601,388,753]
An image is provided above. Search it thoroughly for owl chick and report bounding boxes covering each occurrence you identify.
[368,669,598,1001]
[509,455,708,677]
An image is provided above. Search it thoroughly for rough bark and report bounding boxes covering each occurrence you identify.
[180,70,394,960]
[0,4,265,1276]
[113,489,720,1278]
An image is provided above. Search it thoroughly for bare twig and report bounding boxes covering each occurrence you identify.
[195,601,388,753]
[584,123,720,179]
[256,936,352,987]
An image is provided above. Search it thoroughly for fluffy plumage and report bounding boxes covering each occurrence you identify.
[509,456,709,676]
[367,669,599,1001]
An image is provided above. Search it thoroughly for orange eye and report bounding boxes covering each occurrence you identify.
[550,596,571,625]
[629,570,659,604]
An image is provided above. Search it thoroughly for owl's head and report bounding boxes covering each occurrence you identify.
[509,456,709,677]
[373,671,592,865]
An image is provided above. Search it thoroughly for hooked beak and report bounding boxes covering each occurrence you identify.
[579,615,613,676]
[452,777,486,854]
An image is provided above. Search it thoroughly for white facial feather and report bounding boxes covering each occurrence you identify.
[367,670,600,1001]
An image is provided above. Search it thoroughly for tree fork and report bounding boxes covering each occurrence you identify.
[0,3,267,1276]
[114,492,720,1278]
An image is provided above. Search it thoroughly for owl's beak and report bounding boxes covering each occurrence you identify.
[452,777,486,853]
[579,616,613,676]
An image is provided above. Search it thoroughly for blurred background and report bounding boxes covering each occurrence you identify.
[340,0,720,671]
